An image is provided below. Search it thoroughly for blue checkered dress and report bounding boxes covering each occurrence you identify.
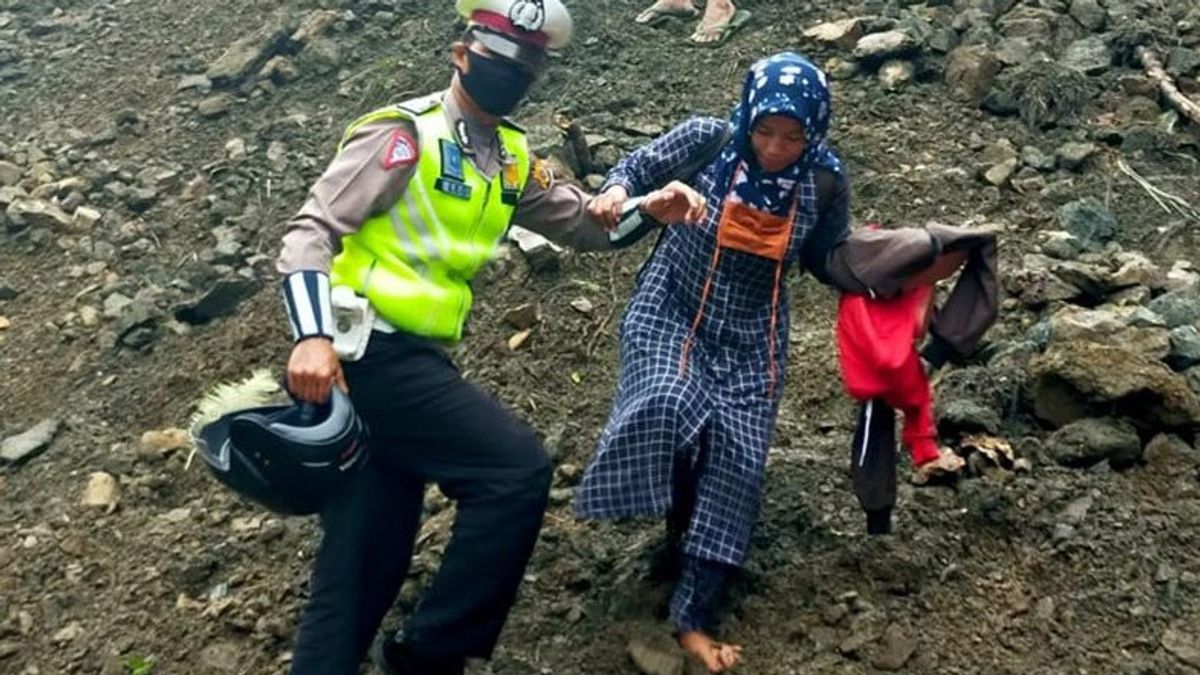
[575,117,824,567]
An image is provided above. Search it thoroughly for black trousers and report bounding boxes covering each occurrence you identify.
[850,399,897,535]
[290,331,552,674]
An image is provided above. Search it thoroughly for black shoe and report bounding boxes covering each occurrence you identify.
[371,635,465,675]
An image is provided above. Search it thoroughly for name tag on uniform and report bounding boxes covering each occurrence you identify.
[437,139,471,200]
[500,156,521,206]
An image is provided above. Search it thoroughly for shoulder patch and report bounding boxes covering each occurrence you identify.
[532,158,552,190]
[395,93,442,117]
[381,129,418,170]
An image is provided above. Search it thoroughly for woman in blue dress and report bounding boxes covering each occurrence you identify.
[577,52,851,672]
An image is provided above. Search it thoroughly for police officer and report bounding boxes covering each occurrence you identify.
[276,1,704,673]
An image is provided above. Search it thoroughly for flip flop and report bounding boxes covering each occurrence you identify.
[635,3,700,27]
[688,9,752,46]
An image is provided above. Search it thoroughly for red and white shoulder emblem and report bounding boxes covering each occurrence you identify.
[381,129,418,170]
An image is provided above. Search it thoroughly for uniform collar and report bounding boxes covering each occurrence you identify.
[441,91,500,157]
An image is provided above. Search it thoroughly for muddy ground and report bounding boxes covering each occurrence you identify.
[1,0,1200,673]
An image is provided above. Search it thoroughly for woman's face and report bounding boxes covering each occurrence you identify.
[750,115,806,173]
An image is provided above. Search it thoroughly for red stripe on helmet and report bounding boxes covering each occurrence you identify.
[470,9,549,48]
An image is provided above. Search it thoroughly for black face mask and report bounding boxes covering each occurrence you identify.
[458,50,536,117]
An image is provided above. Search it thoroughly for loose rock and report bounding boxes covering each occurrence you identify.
[1057,198,1116,250]
[1045,417,1141,468]
[0,418,60,463]
[80,472,121,512]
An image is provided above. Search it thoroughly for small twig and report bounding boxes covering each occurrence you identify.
[1116,158,1200,223]
[1136,46,1200,126]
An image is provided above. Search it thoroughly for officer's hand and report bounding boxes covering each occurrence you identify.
[586,185,630,231]
[286,337,348,405]
[641,180,706,226]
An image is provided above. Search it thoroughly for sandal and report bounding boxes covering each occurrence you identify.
[635,2,700,27]
[688,9,752,46]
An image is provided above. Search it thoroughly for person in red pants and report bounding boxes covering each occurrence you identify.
[829,224,999,535]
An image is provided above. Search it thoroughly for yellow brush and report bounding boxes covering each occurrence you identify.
[186,369,287,468]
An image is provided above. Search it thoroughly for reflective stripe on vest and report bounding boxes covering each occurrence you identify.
[329,95,530,341]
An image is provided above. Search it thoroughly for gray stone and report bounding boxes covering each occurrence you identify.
[1006,254,1084,306]
[877,59,915,91]
[1109,251,1164,290]
[627,637,684,675]
[291,9,339,45]
[1186,367,1200,396]
[507,226,562,273]
[871,623,916,671]
[938,399,1002,434]
[1056,142,1097,171]
[1167,326,1200,371]
[979,138,1019,166]
[1045,417,1141,468]
[1148,290,1200,328]
[115,300,162,349]
[1030,341,1200,429]
[945,45,1001,102]
[1142,433,1196,476]
[983,158,1019,187]
[174,277,262,325]
[198,94,233,119]
[0,159,21,186]
[205,19,295,86]
[1162,626,1200,668]
[1049,260,1116,300]
[1164,261,1199,293]
[1048,305,1171,360]
[825,55,864,80]
[0,280,17,301]
[102,292,133,319]
[1039,231,1082,259]
[260,56,299,84]
[1068,0,1106,31]
[1058,197,1116,250]
[125,187,158,213]
[927,27,959,54]
[803,18,866,51]
[1062,36,1113,75]
[6,198,73,231]
[853,31,920,62]
[994,37,1037,66]
[1165,47,1200,78]
[0,419,60,463]
[176,74,212,93]
[1021,145,1056,171]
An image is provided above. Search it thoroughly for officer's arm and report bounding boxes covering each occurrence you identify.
[275,120,419,341]
[510,158,615,252]
[600,117,730,197]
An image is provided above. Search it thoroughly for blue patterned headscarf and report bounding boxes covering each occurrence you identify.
[714,52,843,215]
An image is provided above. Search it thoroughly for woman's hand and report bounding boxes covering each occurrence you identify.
[586,185,630,231]
[641,180,706,226]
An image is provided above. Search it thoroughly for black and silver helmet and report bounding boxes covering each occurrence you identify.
[194,387,369,516]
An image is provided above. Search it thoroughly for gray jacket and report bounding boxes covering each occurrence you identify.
[826,223,1000,366]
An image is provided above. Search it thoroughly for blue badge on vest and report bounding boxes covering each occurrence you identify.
[437,139,472,200]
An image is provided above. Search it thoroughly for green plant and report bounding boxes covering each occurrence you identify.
[123,655,155,675]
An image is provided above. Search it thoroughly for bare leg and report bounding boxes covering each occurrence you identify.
[635,0,698,24]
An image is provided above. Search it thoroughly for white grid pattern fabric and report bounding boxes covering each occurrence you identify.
[576,118,823,566]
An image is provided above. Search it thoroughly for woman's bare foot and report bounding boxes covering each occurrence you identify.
[679,630,742,672]
[690,0,738,43]
[635,0,698,24]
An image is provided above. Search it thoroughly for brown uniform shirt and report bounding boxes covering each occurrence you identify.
[277,92,611,275]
